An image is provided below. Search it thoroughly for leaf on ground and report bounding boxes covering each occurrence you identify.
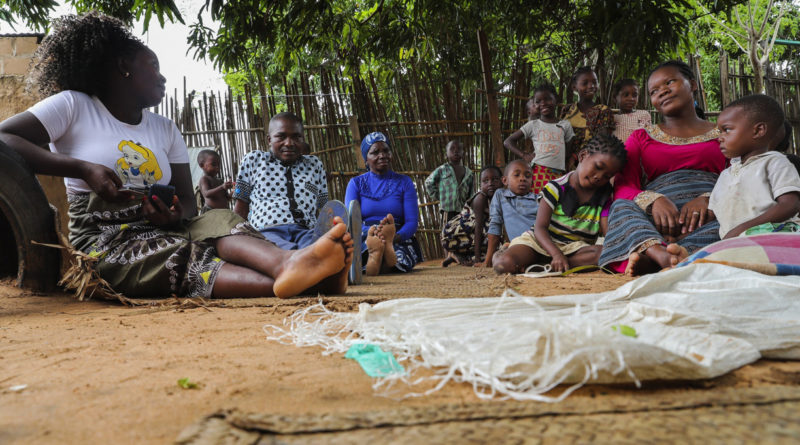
[177,377,199,389]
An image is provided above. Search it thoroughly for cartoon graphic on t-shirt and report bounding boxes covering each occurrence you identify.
[115,140,163,187]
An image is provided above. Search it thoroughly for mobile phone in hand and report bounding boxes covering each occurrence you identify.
[148,184,176,205]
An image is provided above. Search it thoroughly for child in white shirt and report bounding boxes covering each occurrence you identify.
[710,94,800,239]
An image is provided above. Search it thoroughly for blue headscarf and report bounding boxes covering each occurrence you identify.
[360,131,389,161]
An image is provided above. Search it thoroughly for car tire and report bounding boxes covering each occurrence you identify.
[0,141,60,291]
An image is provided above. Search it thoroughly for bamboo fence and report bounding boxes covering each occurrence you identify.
[719,52,799,154]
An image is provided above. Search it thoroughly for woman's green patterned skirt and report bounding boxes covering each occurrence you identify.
[68,193,264,299]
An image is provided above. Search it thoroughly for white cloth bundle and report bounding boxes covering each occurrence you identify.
[265,264,800,401]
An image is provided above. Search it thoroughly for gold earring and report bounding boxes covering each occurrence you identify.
[123,72,130,78]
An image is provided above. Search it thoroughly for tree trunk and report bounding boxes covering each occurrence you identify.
[749,41,764,94]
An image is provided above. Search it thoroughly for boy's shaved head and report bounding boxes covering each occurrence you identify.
[724,94,785,140]
[504,159,530,175]
[197,149,220,165]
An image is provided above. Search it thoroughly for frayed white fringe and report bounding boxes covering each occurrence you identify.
[264,289,640,402]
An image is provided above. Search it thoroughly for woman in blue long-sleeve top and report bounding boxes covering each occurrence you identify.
[345,132,423,275]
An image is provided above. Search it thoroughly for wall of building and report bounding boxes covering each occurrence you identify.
[0,35,70,241]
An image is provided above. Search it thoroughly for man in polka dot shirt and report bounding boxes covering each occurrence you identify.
[233,112,329,249]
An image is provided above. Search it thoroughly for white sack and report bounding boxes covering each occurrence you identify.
[265,263,800,401]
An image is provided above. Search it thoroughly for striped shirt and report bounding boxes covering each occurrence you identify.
[425,163,474,212]
[539,173,611,245]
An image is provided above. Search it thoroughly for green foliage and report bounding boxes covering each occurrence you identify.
[0,0,184,31]
[0,0,59,30]
[181,0,748,107]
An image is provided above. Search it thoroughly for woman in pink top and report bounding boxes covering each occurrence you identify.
[598,61,726,275]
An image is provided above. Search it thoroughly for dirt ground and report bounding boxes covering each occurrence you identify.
[2,262,800,444]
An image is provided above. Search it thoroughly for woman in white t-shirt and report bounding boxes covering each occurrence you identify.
[0,12,352,299]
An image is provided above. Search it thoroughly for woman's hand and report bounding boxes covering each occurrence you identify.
[651,196,681,237]
[82,162,135,203]
[550,253,569,273]
[678,196,713,234]
[142,194,182,227]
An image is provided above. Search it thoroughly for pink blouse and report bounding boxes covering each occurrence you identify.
[614,125,727,201]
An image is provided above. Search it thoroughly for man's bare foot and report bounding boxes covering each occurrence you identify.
[308,228,355,295]
[379,214,397,267]
[365,224,384,276]
[273,217,349,298]
[666,243,689,268]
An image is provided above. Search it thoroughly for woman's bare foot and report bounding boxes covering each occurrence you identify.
[379,214,397,268]
[666,243,689,268]
[365,225,385,276]
[625,244,671,276]
[625,251,660,276]
[273,217,349,298]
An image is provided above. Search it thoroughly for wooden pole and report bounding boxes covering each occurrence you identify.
[719,50,730,107]
[477,29,504,167]
[349,115,365,170]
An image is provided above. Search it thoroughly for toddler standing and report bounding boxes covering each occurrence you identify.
[493,134,627,274]
[425,140,474,223]
[612,79,651,143]
[197,149,233,213]
[504,84,575,194]
[709,94,800,239]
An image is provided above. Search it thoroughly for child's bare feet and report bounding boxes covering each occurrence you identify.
[273,217,349,298]
[379,214,397,267]
[666,243,689,268]
[365,224,384,276]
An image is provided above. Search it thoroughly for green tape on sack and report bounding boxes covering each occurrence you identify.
[345,344,405,377]
[611,324,638,338]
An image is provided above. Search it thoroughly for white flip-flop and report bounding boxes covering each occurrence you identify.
[519,264,563,278]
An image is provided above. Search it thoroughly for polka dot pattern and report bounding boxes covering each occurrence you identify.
[233,151,328,230]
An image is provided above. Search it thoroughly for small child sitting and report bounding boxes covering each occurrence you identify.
[504,84,575,194]
[709,94,800,239]
[440,166,502,267]
[493,134,627,274]
[482,160,538,267]
[197,149,233,213]
[425,140,474,223]
[612,79,651,143]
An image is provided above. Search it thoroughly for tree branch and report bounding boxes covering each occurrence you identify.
[760,1,788,65]
[700,3,748,41]
[756,0,774,37]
